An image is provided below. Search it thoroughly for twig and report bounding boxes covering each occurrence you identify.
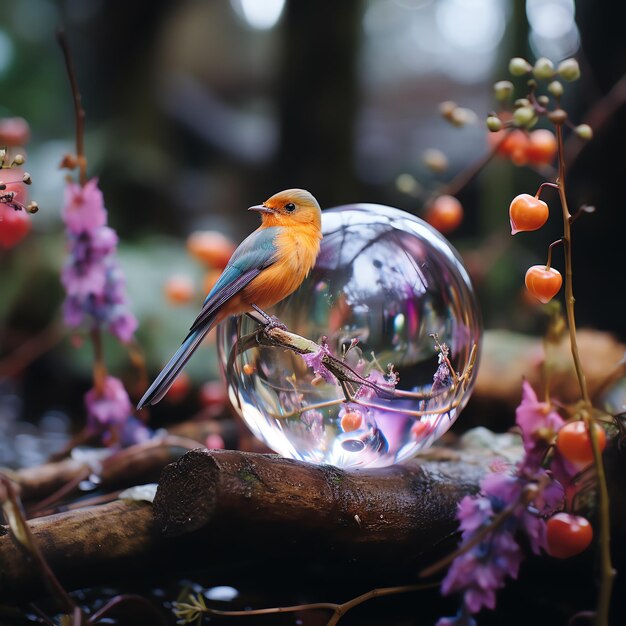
[56,30,86,186]
[0,474,80,618]
[555,123,614,626]
[175,583,435,626]
[0,320,65,377]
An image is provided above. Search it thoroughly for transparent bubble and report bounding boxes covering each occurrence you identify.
[217,204,482,468]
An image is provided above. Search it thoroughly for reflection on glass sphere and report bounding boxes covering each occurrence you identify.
[217,204,482,468]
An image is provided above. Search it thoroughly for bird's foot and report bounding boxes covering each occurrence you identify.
[263,315,288,332]
[251,304,288,331]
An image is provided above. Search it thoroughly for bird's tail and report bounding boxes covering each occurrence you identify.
[137,326,211,409]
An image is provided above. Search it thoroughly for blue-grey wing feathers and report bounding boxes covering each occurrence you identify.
[137,226,281,409]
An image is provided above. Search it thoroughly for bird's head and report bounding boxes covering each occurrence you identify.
[248,189,322,231]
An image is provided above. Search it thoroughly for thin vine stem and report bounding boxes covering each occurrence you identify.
[555,122,614,626]
[57,30,86,186]
[58,30,109,398]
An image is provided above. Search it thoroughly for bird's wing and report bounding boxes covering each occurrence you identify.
[188,226,281,333]
[137,226,281,409]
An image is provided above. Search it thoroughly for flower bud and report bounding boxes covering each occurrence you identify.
[575,124,593,140]
[439,100,457,120]
[12,154,25,166]
[486,116,503,132]
[533,57,555,80]
[548,108,568,125]
[509,57,532,76]
[396,173,421,196]
[558,58,581,81]
[22,172,32,185]
[513,106,537,128]
[547,81,564,98]
[493,80,514,101]
[537,95,549,106]
[422,148,448,173]
[514,98,531,108]
[26,201,39,214]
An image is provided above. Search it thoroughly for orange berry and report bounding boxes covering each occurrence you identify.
[556,420,607,468]
[165,371,191,403]
[340,411,363,432]
[489,129,530,166]
[163,275,195,305]
[425,195,463,234]
[410,420,429,439]
[203,269,222,294]
[524,265,562,304]
[526,129,557,165]
[187,231,236,269]
[509,193,549,234]
[546,513,593,559]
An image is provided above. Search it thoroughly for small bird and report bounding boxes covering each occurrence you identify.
[137,188,322,409]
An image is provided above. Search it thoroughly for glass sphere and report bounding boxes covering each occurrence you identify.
[217,204,482,468]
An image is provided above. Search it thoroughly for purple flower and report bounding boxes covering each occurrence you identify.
[85,376,132,428]
[301,342,335,383]
[105,415,153,447]
[438,380,570,622]
[63,178,107,234]
[61,178,137,343]
[355,368,398,402]
[107,308,138,343]
[301,409,324,440]
[516,380,564,468]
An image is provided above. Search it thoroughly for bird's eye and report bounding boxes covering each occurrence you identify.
[284,202,296,212]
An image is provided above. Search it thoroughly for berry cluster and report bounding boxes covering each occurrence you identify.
[487,56,593,305]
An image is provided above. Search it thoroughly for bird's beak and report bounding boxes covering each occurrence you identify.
[248,204,276,214]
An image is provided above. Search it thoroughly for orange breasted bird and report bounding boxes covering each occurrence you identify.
[137,188,322,409]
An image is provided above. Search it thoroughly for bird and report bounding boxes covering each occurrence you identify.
[137,188,323,409]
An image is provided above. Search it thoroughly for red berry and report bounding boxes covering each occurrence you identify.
[525,265,562,304]
[546,513,593,559]
[425,195,463,234]
[410,420,429,439]
[165,371,191,403]
[0,117,30,146]
[509,193,549,234]
[556,420,607,468]
[0,203,31,249]
[526,129,558,165]
[199,381,228,407]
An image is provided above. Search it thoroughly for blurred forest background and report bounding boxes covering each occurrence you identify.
[1,0,626,466]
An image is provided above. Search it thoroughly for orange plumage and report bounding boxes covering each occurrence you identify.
[138,188,322,408]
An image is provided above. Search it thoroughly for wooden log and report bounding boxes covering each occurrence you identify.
[2,419,236,503]
[0,449,485,600]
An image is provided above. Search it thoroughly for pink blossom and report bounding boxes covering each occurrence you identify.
[63,178,107,234]
[85,376,132,428]
[61,179,137,343]
[107,308,138,343]
[516,380,564,472]
[301,342,335,383]
[61,259,107,297]
[516,380,564,447]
